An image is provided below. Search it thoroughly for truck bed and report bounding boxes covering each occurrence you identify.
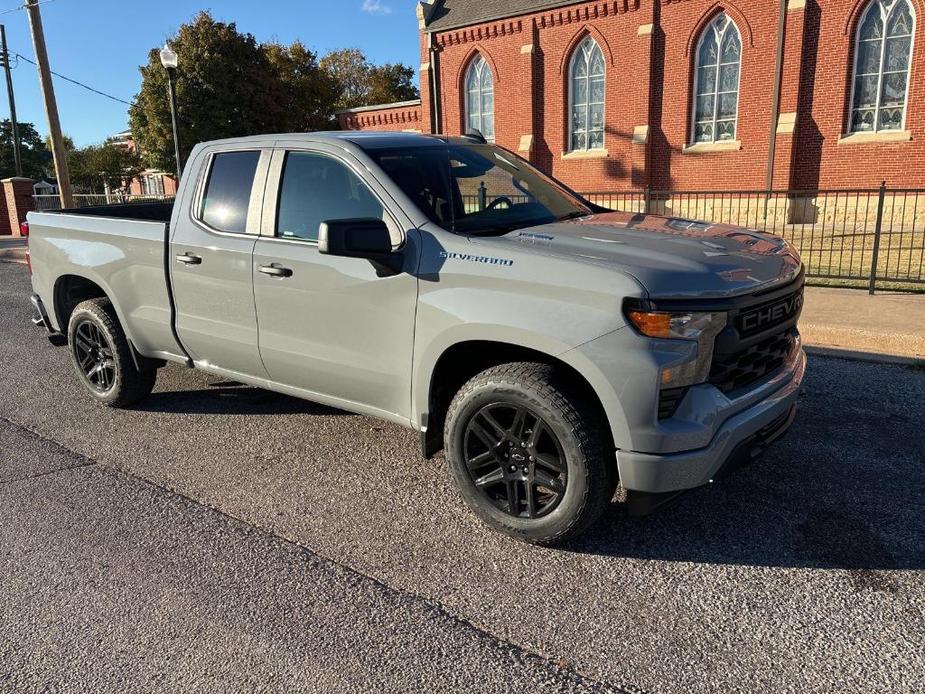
[51,201,174,223]
[26,206,185,363]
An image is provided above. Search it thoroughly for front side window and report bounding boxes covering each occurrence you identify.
[372,143,591,236]
[199,151,261,233]
[850,0,915,133]
[276,151,384,243]
[692,13,741,144]
[465,54,495,142]
[569,37,606,151]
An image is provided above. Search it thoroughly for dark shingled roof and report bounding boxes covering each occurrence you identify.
[424,0,586,32]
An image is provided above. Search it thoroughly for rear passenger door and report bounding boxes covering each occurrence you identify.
[251,143,419,420]
[170,146,271,378]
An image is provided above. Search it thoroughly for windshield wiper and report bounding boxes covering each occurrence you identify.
[557,210,593,222]
[459,221,538,236]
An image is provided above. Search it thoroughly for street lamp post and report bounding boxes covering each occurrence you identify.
[159,43,182,180]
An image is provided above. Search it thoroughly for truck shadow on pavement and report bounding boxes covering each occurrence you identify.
[135,380,352,417]
[568,357,925,577]
[127,355,922,576]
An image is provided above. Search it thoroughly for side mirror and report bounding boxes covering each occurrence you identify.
[318,218,403,276]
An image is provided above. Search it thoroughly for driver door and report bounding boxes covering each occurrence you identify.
[252,143,419,421]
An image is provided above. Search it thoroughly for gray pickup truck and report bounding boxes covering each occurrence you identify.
[26,132,805,544]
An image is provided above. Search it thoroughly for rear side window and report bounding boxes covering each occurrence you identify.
[276,152,384,242]
[199,151,261,233]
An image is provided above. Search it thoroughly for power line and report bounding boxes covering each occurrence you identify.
[14,52,134,105]
[0,0,58,17]
[0,0,129,108]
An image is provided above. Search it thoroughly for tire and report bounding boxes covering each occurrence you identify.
[67,298,157,408]
[444,362,616,545]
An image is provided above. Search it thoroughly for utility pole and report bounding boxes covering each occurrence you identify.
[24,0,72,208]
[0,25,22,177]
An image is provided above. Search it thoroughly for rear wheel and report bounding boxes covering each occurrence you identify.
[444,362,615,545]
[67,298,157,407]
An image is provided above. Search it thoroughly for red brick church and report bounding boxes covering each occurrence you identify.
[337,0,923,193]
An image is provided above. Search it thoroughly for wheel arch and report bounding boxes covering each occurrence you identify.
[418,339,616,460]
[52,273,138,349]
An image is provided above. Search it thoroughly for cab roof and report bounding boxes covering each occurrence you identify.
[197,131,483,152]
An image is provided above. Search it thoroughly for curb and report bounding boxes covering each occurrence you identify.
[804,345,925,367]
[0,239,27,265]
[0,250,27,264]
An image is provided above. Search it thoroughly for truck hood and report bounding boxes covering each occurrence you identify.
[473,211,803,298]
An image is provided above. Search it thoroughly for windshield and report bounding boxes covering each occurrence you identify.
[370,143,592,235]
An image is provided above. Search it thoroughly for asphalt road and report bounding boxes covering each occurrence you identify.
[1,260,923,693]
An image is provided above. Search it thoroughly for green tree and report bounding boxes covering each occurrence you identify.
[261,41,340,132]
[130,11,287,172]
[129,12,421,168]
[68,143,143,193]
[366,63,419,106]
[321,48,419,111]
[320,48,371,111]
[0,120,52,180]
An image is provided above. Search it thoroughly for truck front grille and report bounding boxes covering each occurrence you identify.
[735,286,804,338]
[709,328,797,394]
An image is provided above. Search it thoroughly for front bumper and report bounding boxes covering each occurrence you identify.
[617,348,806,494]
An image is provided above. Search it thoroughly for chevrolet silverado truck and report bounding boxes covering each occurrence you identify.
[26,132,806,544]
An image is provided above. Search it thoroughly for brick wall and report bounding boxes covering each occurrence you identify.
[341,0,925,192]
[788,0,925,189]
[337,100,423,132]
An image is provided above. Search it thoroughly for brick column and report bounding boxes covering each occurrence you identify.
[2,177,36,236]
[420,59,437,134]
[517,20,539,164]
[774,0,809,189]
[631,12,657,188]
[418,4,439,135]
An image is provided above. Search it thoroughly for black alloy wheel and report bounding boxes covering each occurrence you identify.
[66,298,158,407]
[463,402,568,519]
[72,319,117,392]
[445,362,616,545]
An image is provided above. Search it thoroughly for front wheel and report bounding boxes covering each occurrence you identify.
[444,362,615,545]
[67,298,157,408]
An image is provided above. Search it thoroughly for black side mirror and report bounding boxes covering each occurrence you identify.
[318,218,402,276]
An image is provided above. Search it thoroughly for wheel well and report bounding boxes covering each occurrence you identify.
[423,340,611,458]
[54,275,108,331]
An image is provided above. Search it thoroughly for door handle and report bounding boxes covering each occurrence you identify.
[258,264,293,278]
[175,253,202,265]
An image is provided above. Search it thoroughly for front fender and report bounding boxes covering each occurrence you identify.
[410,227,646,438]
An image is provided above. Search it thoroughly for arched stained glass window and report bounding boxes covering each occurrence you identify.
[569,37,606,151]
[465,54,495,141]
[850,0,916,133]
[692,13,741,144]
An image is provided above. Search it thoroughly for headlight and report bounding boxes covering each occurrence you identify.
[625,310,724,340]
[625,306,727,390]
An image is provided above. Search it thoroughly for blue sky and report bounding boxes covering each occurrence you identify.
[2,0,421,146]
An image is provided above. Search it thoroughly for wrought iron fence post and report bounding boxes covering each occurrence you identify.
[644,185,651,215]
[868,180,887,295]
[867,181,886,294]
[478,181,487,211]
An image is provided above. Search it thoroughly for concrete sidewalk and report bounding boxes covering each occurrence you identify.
[0,238,26,264]
[801,286,925,362]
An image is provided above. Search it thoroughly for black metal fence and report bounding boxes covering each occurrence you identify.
[34,193,174,212]
[583,184,925,293]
